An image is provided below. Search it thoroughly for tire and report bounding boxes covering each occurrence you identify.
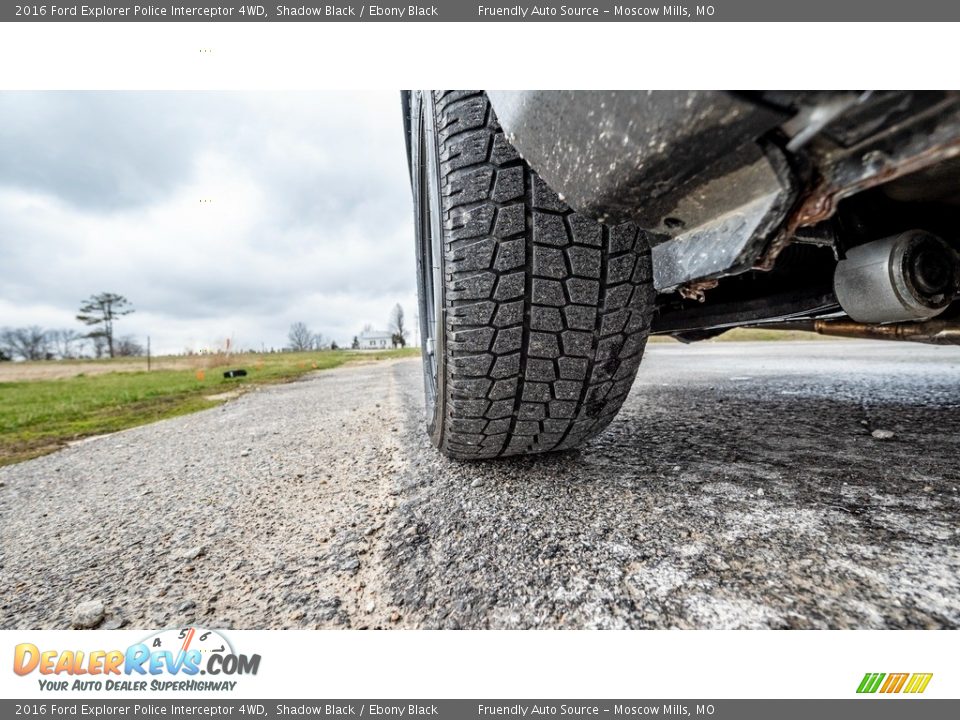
[412,90,655,459]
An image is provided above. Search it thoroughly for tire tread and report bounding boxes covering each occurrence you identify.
[433,91,654,458]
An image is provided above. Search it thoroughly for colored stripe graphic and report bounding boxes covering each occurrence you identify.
[857,672,932,694]
[880,673,909,693]
[904,673,934,694]
[857,673,885,693]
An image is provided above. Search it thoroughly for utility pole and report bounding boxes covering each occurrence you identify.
[147,336,151,372]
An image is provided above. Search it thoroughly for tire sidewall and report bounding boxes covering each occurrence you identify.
[412,91,447,448]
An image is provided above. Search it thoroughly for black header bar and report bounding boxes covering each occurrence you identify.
[4,1,960,22]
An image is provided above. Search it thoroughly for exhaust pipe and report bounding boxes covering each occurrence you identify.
[815,318,960,344]
[772,318,960,345]
[833,230,959,324]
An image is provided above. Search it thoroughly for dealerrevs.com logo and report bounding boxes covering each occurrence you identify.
[13,627,261,692]
[857,673,933,694]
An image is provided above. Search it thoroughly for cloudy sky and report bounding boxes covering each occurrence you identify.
[0,92,416,354]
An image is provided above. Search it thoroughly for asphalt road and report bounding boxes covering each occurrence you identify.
[2,341,959,629]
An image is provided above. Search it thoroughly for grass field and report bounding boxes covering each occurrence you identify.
[0,329,841,467]
[0,348,419,466]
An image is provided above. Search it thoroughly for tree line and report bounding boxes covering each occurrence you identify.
[286,321,339,352]
[287,303,409,352]
[2,295,413,361]
[0,292,140,361]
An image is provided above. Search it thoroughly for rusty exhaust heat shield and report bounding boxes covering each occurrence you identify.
[767,319,960,345]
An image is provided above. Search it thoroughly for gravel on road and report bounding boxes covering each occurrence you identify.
[2,342,959,629]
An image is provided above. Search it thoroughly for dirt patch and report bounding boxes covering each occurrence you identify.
[204,390,245,402]
[0,357,197,381]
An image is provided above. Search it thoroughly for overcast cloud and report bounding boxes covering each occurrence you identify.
[0,91,416,354]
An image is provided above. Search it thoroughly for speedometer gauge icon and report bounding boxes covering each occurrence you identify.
[141,626,234,659]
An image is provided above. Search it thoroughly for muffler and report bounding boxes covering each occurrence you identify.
[833,230,959,323]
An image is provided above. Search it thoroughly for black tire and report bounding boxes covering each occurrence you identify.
[412,90,655,460]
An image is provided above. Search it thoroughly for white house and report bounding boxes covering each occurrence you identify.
[358,330,393,350]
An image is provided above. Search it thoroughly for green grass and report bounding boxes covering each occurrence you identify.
[0,348,419,466]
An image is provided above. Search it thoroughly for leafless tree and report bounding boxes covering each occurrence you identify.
[76,292,134,358]
[49,328,84,359]
[311,332,328,350]
[114,336,145,357]
[287,322,314,352]
[0,326,50,360]
[389,303,407,348]
[89,332,107,359]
